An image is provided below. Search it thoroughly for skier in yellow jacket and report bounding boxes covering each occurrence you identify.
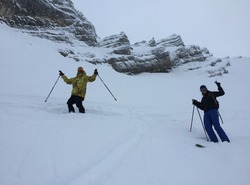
[59,67,98,113]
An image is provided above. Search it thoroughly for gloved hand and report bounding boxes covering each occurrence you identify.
[94,69,98,75]
[192,99,198,106]
[59,70,64,76]
[215,81,221,87]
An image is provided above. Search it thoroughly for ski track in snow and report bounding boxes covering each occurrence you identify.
[0,93,196,185]
[0,95,152,184]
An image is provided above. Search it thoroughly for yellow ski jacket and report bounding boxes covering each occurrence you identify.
[61,72,96,98]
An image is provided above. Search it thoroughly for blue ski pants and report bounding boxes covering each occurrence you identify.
[204,109,230,142]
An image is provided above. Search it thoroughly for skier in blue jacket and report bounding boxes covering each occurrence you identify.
[192,81,230,143]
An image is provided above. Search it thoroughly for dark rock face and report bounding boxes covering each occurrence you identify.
[0,0,97,46]
[110,53,171,74]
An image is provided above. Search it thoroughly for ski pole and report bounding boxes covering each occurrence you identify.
[196,107,209,141]
[190,105,195,132]
[97,74,117,101]
[218,110,224,124]
[45,74,60,102]
[211,89,224,124]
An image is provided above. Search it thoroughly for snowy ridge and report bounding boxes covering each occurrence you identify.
[1,23,250,185]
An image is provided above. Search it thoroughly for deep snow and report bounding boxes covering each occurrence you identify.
[0,23,250,185]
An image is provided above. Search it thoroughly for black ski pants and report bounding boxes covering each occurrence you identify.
[67,95,85,113]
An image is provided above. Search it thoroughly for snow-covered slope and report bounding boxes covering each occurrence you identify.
[0,23,250,185]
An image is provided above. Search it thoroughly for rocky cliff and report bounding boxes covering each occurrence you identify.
[85,33,208,74]
[0,0,211,74]
[0,0,97,46]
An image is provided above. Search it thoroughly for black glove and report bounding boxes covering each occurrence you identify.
[192,99,198,106]
[94,69,98,75]
[215,81,221,87]
[59,70,64,76]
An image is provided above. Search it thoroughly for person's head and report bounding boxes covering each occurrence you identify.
[200,85,208,95]
[77,67,85,76]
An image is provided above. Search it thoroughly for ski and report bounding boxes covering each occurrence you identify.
[195,144,205,148]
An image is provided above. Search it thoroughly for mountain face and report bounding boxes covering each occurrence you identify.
[0,0,97,46]
[0,0,211,74]
[60,33,210,74]
[107,34,208,74]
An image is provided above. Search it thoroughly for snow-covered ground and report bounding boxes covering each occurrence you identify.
[0,23,250,185]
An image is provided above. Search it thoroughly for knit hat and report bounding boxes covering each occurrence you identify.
[200,85,207,91]
[77,67,84,72]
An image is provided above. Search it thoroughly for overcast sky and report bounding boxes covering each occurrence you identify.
[71,0,250,57]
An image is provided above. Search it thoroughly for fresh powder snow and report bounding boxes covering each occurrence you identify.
[0,23,250,185]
